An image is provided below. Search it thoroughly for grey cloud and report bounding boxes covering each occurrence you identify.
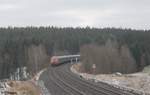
[0,0,150,29]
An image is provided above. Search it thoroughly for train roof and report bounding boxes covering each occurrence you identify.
[54,55,80,59]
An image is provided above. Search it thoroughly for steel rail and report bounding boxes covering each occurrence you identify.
[51,67,86,95]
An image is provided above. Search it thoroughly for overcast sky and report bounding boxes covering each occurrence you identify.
[0,0,150,29]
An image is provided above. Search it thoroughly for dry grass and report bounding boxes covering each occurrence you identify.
[7,81,41,95]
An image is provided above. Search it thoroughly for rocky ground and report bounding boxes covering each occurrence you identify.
[71,63,150,95]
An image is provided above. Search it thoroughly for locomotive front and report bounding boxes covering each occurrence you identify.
[50,56,59,65]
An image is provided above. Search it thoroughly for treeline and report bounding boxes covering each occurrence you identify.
[0,27,150,78]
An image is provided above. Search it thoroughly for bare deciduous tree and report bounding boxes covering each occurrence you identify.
[80,40,137,74]
[27,44,48,75]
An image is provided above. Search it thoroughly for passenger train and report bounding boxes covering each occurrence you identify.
[50,55,80,66]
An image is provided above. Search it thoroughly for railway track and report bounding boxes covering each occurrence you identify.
[57,64,138,95]
[65,65,138,94]
[57,68,117,95]
[40,64,140,95]
[51,67,86,95]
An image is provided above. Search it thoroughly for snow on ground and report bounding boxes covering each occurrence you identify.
[33,68,51,95]
[71,64,150,95]
[32,69,47,81]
